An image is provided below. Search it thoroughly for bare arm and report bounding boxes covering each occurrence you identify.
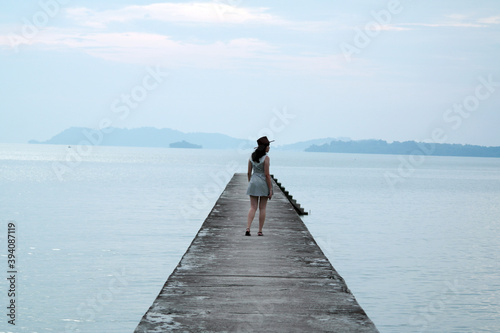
[264,156,273,199]
[247,159,252,182]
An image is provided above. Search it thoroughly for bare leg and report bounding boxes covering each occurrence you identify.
[247,196,259,231]
[258,196,268,233]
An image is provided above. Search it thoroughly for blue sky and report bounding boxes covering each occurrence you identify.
[1,0,500,146]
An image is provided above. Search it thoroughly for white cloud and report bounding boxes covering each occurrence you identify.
[0,27,280,68]
[0,26,353,75]
[400,22,486,28]
[0,2,379,73]
[65,2,287,28]
[478,16,500,25]
[372,24,411,32]
[397,13,500,29]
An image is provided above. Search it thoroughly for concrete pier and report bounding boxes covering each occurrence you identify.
[135,173,378,332]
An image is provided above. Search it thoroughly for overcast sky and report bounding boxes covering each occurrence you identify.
[1,0,500,146]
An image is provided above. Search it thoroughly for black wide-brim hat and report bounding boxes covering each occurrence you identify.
[257,136,274,146]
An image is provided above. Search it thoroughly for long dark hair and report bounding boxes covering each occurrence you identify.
[251,144,268,162]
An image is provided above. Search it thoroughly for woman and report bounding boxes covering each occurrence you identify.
[245,136,274,236]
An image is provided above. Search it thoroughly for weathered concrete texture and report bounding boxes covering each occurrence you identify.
[135,173,378,333]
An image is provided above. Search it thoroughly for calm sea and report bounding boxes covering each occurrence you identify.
[0,143,499,332]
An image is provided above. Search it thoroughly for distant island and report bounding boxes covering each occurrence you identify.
[29,127,249,150]
[28,127,353,152]
[305,139,500,158]
[169,140,202,149]
[27,127,500,157]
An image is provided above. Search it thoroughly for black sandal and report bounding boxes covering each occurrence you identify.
[257,231,263,236]
[245,229,251,236]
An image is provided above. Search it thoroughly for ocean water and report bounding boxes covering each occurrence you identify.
[0,143,499,332]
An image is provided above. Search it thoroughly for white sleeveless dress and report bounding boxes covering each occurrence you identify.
[246,155,269,196]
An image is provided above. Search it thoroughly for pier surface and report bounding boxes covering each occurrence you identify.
[135,173,378,332]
